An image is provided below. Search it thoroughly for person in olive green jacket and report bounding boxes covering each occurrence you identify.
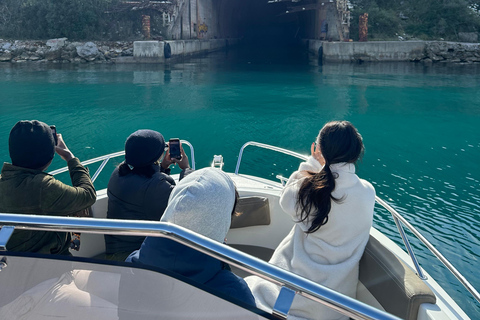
[0,120,96,255]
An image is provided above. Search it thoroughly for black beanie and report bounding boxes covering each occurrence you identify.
[125,130,165,168]
[9,120,56,169]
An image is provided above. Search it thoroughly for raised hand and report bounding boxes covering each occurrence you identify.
[55,134,75,162]
[172,143,190,170]
[161,144,174,170]
[311,142,325,166]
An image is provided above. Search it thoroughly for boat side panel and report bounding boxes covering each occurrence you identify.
[369,228,470,320]
[0,255,268,319]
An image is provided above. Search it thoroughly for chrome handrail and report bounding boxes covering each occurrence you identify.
[235,141,308,175]
[0,213,400,320]
[234,141,480,304]
[375,197,480,304]
[49,140,196,183]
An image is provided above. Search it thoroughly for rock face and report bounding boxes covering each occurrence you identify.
[46,38,68,50]
[422,41,480,64]
[76,42,100,61]
[0,38,133,63]
[0,51,12,62]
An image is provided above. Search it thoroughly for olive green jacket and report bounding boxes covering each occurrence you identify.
[0,158,96,255]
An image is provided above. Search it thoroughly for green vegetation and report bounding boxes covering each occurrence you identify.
[0,0,479,41]
[0,0,144,40]
[350,0,480,41]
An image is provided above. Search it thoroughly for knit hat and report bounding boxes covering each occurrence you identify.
[125,129,165,168]
[160,168,236,243]
[9,120,56,169]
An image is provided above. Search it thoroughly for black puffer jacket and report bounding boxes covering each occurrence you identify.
[104,165,177,255]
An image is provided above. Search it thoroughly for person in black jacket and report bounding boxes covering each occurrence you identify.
[104,129,191,261]
[125,168,255,311]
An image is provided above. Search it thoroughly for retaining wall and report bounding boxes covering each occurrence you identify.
[307,40,480,63]
[0,39,133,63]
[308,40,426,62]
[134,39,238,63]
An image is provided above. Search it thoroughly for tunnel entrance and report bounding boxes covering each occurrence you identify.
[207,0,324,60]
[216,0,325,47]
[133,0,349,60]
[224,0,310,64]
[196,0,346,57]
[236,0,307,46]
[178,0,346,42]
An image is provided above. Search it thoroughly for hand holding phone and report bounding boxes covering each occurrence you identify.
[54,133,75,162]
[169,138,182,160]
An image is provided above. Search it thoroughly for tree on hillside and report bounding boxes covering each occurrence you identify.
[0,0,121,40]
[349,0,480,40]
[350,1,403,40]
[407,0,480,38]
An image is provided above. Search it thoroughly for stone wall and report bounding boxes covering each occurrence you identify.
[4,38,480,64]
[0,38,133,63]
[423,41,480,64]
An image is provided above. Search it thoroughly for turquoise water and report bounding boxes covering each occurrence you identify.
[0,50,479,317]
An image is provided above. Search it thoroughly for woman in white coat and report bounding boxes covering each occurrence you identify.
[245,121,376,320]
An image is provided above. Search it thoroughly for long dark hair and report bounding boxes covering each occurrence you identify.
[297,121,364,233]
[118,161,159,178]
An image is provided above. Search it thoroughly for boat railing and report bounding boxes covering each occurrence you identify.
[48,140,196,183]
[0,213,400,320]
[234,141,480,304]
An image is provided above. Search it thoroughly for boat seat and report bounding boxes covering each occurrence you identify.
[228,244,274,278]
[359,235,437,320]
[231,196,270,229]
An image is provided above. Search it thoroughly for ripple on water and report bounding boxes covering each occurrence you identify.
[1,60,479,318]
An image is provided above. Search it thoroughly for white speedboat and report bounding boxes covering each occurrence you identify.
[0,141,478,320]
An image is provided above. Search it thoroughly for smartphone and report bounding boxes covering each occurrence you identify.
[169,138,181,160]
[50,125,58,145]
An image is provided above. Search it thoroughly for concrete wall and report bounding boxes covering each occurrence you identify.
[133,41,165,63]
[307,40,480,63]
[168,0,344,41]
[196,0,216,39]
[299,2,340,41]
[133,39,238,62]
[325,3,341,41]
[308,40,426,62]
[168,0,257,41]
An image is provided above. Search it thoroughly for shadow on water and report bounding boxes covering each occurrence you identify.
[222,40,311,68]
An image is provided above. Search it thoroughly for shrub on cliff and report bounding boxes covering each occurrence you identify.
[0,0,122,40]
[350,0,480,41]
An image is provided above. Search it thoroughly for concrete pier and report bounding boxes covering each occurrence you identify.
[307,40,426,62]
[133,41,165,62]
[307,40,480,63]
[133,39,238,63]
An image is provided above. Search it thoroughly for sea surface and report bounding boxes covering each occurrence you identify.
[0,46,479,318]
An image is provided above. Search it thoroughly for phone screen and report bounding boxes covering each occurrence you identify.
[169,139,181,159]
[50,125,58,145]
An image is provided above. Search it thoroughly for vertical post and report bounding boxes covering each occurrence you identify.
[195,0,200,39]
[359,13,368,42]
[272,287,296,319]
[142,15,151,40]
[0,226,15,251]
[188,0,192,38]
